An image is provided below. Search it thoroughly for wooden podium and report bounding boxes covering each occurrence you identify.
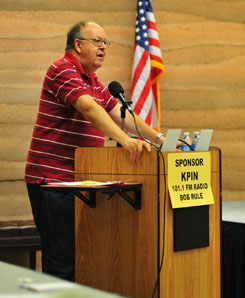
[75,147,221,298]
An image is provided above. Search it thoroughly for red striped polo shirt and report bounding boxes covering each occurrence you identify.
[25,51,117,183]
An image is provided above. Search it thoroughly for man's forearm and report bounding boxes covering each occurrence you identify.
[73,95,152,162]
[73,96,130,146]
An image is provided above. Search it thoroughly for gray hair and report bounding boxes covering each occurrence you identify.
[65,21,87,51]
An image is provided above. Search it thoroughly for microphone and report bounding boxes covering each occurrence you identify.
[108,81,134,115]
[108,81,154,148]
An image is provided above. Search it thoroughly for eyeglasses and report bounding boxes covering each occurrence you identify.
[78,38,110,48]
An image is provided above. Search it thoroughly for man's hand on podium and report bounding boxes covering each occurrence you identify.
[121,136,151,163]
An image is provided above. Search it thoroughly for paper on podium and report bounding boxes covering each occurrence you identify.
[195,129,213,151]
[46,181,127,187]
[160,129,181,152]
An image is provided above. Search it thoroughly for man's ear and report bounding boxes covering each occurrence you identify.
[74,39,82,54]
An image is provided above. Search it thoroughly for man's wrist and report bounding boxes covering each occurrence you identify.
[154,132,165,144]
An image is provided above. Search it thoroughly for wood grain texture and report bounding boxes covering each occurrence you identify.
[75,148,158,297]
[75,147,221,298]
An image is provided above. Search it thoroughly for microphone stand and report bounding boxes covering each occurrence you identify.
[120,105,126,132]
[117,101,133,148]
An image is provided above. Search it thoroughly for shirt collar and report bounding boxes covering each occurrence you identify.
[63,51,95,83]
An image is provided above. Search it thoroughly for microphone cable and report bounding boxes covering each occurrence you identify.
[178,139,194,151]
[151,150,167,298]
[130,111,167,298]
[125,107,194,297]
[131,113,159,150]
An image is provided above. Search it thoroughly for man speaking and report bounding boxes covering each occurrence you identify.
[25,21,166,281]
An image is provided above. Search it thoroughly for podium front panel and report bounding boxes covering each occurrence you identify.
[75,147,221,298]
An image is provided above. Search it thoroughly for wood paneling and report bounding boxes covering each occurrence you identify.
[75,147,221,298]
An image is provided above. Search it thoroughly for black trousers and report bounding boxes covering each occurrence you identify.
[26,183,75,281]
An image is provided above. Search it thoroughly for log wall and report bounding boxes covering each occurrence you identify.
[0,0,244,222]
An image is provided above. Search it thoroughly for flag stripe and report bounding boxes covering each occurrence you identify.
[148,28,160,39]
[150,53,164,64]
[131,54,151,106]
[145,106,152,125]
[148,20,157,30]
[146,12,156,23]
[131,48,149,94]
[134,75,151,113]
[149,37,160,48]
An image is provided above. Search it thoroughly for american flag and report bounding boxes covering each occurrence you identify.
[130,0,165,130]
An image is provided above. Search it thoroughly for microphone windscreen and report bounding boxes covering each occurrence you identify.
[108,81,124,98]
